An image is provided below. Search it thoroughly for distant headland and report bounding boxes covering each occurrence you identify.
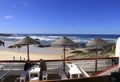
[0,33,13,37]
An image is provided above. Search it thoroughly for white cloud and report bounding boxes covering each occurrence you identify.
[4,15,13,20]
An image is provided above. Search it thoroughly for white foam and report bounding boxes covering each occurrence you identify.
[0,34,117,45]
[30,36,56,41]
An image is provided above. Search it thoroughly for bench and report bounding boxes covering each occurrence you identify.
[0,70,9,81]
[0,65,4,70]
[59,68,67,80]
[20,71,27,82]
[42,71,48,80]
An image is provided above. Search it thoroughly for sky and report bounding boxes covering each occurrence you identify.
[0,0,120,34]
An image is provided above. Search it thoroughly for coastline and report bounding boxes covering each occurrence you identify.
[0,34,117,60]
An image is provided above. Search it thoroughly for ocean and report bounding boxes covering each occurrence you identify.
[0,34,120,48]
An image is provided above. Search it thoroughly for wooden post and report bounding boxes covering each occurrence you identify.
[95,46,98,72]
[63,46,66,71]
[27,45,30,60]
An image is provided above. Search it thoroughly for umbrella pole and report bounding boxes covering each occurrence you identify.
[95,46,98,72]
[27,45,30,60]
[63,46,65,71]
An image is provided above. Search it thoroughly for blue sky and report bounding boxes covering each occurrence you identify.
[0,0,120,34]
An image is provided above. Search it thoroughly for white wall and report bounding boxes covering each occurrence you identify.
[115,37,120,66]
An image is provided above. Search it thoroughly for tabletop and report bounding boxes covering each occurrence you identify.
[29,66,40,73]
[66,64,81,75]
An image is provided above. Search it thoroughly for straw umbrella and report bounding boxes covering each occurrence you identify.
[86,37,110,71]
[52,36,77,70]
[11,36,40,60]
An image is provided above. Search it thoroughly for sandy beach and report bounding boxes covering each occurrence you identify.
[0,41,115,60]
[0,35,116,60]
[0,49,74,60]
[0,41,73,60]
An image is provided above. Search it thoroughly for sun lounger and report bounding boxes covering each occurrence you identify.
[0,70,9,81]
[59,68,67,80]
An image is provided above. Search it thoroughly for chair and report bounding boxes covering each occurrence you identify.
[20,71,27,82]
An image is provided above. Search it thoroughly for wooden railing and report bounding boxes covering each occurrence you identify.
[95,64,119,76]
[0,57,118,75]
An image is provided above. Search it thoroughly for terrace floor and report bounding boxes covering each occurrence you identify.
[1,71,102,82]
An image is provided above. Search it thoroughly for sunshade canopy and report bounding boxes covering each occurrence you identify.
[10,36,40,60]
[86,37,110,47]
[52,36,77,47]
[86,37,110,72]
[13,36,38,47]
[52,36,77,71]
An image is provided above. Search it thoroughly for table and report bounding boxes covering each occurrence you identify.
[28,66,40,81]
[65,64,81,79]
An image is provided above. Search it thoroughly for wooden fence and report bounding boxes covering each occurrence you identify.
[0,57,118,75]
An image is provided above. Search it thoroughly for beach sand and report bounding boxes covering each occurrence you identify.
[0,50,56,60]
[0,49,74,60]
[0,41,114,60]
[0,41,73,60]
[0,46,114,60]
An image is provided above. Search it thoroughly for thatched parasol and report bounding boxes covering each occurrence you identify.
[10,36,40,60]
[86,37,110,71]
[52,36,77,70]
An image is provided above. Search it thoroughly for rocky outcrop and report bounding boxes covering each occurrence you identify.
[0,33,13,36]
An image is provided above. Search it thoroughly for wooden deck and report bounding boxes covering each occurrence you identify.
[28,75,112,82]
[2,74,112,82]
[0,57,118,82]
[0,71,113,82]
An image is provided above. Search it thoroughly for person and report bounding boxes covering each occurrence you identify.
[39,59,47,80]
[24,60,33,71]
[112,57,119,65]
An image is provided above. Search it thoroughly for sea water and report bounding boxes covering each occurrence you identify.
[0,34,120,48]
